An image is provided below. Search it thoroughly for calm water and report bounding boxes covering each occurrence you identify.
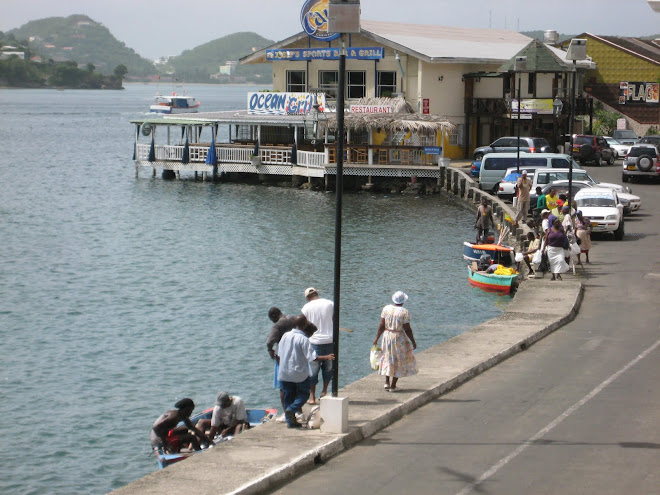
[0,84,505,494]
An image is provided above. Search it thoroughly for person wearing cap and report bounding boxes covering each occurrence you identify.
[150,398,214,453]
[301,287,334,405]
[277,315,335,428]
[373,291,418,392]
[541,209,551,233]
[266,307,317,422]
[197,392,248,439]
[515,170,533,223]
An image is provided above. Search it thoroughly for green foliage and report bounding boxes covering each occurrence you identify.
[8,15,156,77]
[167,32,273,83]
[113,64,128,79]
[646,126,659,135]
[593,108,621,136]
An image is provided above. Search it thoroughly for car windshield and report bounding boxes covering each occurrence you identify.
[576,197,616,208]
[605,137,620,144]
[614,130,637,139]
[638,136,660,144]
[574,136,592,145]
[628,147,658,158]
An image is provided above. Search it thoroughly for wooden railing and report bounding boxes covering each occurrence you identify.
[326,145,436,166]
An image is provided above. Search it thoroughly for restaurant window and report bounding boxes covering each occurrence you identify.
[318,70,338,98]
[377,71,397,97]
[286,70,306,93]
[527,73,536,95]
[346,71,366,99]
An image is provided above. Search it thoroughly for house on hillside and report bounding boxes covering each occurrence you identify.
[564,34,660,134]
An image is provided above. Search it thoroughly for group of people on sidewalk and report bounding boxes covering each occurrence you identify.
[267,288,419,427]
[516,178,592,280]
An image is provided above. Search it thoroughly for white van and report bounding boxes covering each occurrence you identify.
[478,153,581,193]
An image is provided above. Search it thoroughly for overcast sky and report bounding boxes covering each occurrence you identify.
[2,0,659,60]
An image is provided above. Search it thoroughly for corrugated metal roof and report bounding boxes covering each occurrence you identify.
[241,20,532,65]
[360,20,532,63]
[163,110,309,126]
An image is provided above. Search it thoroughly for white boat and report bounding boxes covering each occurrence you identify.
[149,92,201,114]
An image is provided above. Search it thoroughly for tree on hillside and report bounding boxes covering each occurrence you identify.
[113,64,128,80]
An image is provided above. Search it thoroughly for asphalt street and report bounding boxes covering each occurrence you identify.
[268,163,660,495]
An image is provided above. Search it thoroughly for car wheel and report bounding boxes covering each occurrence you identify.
[622,174,629,183]
[613,219,624,241]
[607,154,615,166]
[474,152,484,161]
[636,155,654,172]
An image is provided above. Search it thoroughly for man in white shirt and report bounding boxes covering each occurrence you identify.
[301,287,334,405]
[196,391,248,439]
[277,315,334,428]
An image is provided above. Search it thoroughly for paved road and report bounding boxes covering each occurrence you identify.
[269,165,660,495]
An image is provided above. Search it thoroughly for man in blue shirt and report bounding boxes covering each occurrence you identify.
[277,315,335,428]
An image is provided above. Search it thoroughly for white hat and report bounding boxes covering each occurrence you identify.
[392,291,408,305]
[521,169,528,175]
[304,287,318,298]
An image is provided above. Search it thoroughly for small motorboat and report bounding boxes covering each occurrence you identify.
[149,92,201,114]
[463,241,515,266]
[155,407,277,469]
[467,263,519,295]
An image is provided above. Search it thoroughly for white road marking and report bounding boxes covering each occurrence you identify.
[455,337,660,495]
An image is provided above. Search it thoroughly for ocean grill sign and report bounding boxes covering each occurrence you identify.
[266,47,383,61]
[301,0,339,41]
[619,81,659,105]
[247,92,327,115]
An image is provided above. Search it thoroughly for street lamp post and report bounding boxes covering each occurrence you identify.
[565,39,587,213]
[328,0,360,400]
[514,56,527,174]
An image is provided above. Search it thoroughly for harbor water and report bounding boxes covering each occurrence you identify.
[0,84,505,494]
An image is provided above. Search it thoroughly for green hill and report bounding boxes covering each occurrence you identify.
[166,32,273,84]
[9,15,156,77]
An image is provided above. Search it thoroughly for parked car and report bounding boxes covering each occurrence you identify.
[472,136,553,161]
[469,160,481,178]
[573,188,625,240]
[479,152,581,193]
[530,168,629,207]
[622,143,660,182]
[612,129,639,146]
[604,137,629,159]
[571,134,615,166]
[636,135,660,147]
[533,180,640,216]
[497,167,545,200]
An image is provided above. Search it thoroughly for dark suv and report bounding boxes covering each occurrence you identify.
[637,135,660,147]
[572,135,615,166]
[472,137,552,161]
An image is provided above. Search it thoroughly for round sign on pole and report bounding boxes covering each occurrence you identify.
[301,0,340,41]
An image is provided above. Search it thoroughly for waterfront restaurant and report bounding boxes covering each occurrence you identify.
[131,15,591,187]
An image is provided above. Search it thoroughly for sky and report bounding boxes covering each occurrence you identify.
[2,0,659,60]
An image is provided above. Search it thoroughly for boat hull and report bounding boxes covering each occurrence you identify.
[467,266,518,294]
[463,242,514,266]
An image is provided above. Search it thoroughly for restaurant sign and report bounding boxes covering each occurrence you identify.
[348,105,393,114]
[619,81,659,105]
[247,92,327,115]
[301,0,340,41]
[266,47,383,61]
[510,98,554,114]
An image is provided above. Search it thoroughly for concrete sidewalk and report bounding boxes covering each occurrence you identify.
[113,279,583,495]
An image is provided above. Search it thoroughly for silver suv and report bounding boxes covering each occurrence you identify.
[622,144,659,182]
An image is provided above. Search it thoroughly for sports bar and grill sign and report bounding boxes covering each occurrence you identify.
[619,81,660,105]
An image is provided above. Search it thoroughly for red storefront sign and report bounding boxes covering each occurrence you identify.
[423,98,430,114]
